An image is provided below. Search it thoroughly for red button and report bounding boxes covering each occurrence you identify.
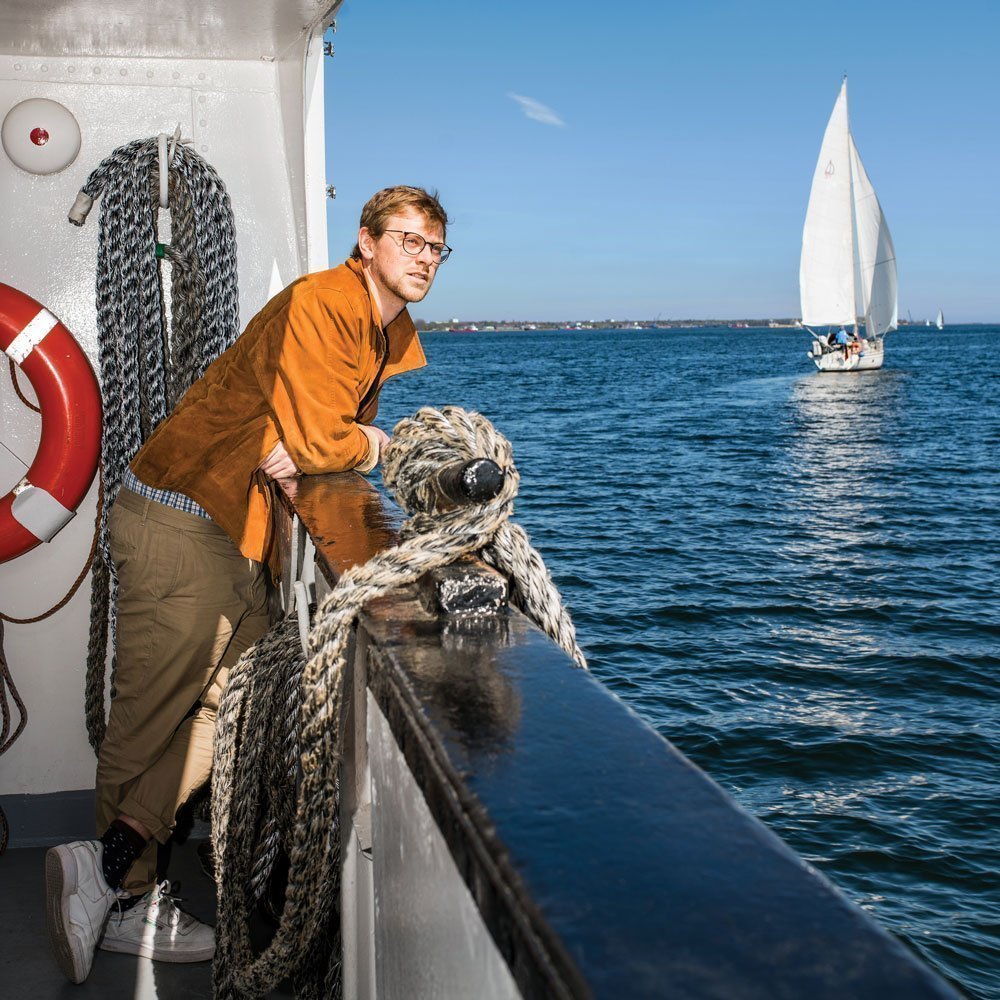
[30,127,49,146]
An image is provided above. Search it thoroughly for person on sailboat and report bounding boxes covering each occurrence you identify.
[43,185,452,985]
[834,327,850,360]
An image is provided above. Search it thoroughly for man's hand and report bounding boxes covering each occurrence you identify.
[368,426,391,451]
[258,441,300,480]
[355,425,391,474]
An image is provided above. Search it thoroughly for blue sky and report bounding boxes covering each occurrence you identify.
[324,0,998,323]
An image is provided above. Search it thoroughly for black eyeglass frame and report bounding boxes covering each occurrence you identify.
[382,229,453,263]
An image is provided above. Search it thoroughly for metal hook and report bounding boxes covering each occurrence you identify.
[167,123,181,164]
[157,133,169,208]
[157,124,184,209]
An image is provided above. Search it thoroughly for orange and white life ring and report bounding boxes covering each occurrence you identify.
[0,283,102,563]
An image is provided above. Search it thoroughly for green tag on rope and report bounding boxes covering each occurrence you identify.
[155,243,168,259]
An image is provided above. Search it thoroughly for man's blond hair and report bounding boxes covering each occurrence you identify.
[351,185,450,259]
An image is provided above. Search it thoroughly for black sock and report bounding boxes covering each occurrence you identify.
[99,819,148,890]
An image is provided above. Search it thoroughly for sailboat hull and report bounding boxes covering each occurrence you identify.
[808,337,884,372]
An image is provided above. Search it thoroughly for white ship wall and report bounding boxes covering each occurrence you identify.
[0,32,329,798]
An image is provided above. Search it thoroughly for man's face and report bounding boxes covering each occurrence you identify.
[364,210,445,305]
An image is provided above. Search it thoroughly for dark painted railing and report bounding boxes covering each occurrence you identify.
[276,473,960,1000]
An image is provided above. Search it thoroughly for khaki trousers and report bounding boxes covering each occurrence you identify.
[96,487,270,895]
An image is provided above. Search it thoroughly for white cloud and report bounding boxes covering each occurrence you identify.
[507,93,565,127]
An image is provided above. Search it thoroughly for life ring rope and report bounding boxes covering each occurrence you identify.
[8,358,40,413]
[0,472,103,625]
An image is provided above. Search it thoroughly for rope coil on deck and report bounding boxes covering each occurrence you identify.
[211,405,586,999]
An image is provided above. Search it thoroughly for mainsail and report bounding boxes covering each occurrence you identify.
[936,309,944,329]
[800,79,897,338]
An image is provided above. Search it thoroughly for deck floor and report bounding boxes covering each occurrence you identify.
[0,839,293,999]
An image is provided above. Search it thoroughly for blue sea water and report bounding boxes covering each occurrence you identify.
[378,325,999,999]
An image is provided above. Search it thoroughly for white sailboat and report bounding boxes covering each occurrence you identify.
[801,78,897,372]
[936,308,944,330]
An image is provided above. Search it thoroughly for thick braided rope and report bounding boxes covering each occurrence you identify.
[76,138,239,751]
[211,406,585,998]
[212,616,319,1000]
[163,173,206,409]
[388,406,586,670]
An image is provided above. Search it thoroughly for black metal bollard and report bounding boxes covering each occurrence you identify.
[431,458,506,509]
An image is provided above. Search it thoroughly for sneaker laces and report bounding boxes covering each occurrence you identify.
[155,879,182,900]
[109,880,183,926]
[109,887,138,924]
[148,880,201,929]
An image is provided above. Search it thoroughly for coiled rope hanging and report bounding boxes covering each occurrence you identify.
[211,406,586,999]
[69,137,240,751]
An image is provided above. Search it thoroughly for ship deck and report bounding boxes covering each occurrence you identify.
[1,840,291,999]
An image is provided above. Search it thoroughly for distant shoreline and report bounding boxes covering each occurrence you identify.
[416,321,993,333]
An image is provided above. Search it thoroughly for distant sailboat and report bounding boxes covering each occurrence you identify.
[936,309,944,330]
[801,78,896,372]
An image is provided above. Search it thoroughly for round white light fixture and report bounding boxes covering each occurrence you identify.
[2,98,82,175]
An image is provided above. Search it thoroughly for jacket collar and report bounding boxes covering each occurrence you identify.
[345,257,427,378]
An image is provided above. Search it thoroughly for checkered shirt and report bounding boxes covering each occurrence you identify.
[121,467,211,519]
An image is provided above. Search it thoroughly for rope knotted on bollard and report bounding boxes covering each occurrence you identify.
[211,406,586,999]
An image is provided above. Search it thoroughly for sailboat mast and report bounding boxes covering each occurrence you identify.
[844,78,864,332]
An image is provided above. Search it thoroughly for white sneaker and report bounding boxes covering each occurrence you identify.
[100,881,215,962]
[45,840,119,983]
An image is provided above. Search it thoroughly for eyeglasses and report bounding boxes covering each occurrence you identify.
[383,230,453,263]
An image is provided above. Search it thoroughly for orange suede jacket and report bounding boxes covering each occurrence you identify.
[131,258,426,564]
